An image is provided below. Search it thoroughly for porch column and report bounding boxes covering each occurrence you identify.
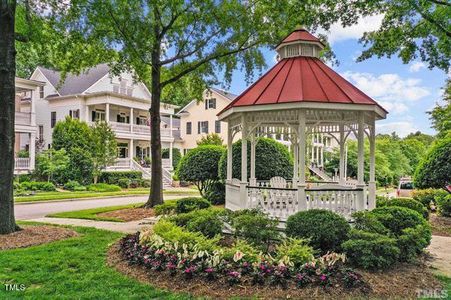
[250,133,256,186]
[297,111,307,211]
[29,132,36,170]
[130,108,134,133]
[240,114,248,207]
[169,142,173,170]
[169,114,173,138]
[356,112,365,211]
[129,139,134,168]
[226,122,233,182]
[85,105,90,122]
[339,123,345,184]
[368,116,376,209]
[105,103,110,123]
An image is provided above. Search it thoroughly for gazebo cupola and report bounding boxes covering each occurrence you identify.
[275,26,325,60]
[218,27,387,221]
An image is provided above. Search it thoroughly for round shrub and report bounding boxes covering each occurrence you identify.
[185,210,223,238]
[204,181,225,205]
[218,137,293,180]
[437,194,451,217]
[87,183,121,192]
[285,209,350,253]
[412,188,448,209]
[377,197,429,219]
[176,145,225,197]
[154,200,177,216]
[369,206,427,236]
[64,180,82,191]
[342,230,400,269]
[175,197,211,214]
[414,137,451,189]
[398,224,431,262]
[117,178,131,189]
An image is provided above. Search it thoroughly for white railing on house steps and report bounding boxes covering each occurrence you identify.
[15,158,30,169]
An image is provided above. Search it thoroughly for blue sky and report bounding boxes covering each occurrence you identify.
[221,15,448,137]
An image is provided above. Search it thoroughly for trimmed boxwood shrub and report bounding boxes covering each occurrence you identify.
[175,197,211,214]
[414,136,451,189]
[285,209,351,253]
[204,181,225,205]
[369,206,427,236]
[342,229,400,269]
[64,180,83,191]
[20,181,56,191]
[170,209,224,238]
[87,183,121,192]
[437,194,451,217]
[377,197,429,219]
[117,178,131,189]
[412,188,448,209]
[154,200,177,215]
[218,138,293,180]
[352,211,390,235]
[398,224,431,262]
[99,171,142,185]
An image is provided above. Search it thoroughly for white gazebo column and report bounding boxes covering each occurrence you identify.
[240,114,248,207]
[356,113,366,211]
[250,133,256,186]
[368,116,376,209]
[297,111,307,211]
[339,123,345,184]
[292,140,299,185]
[226,123,233,182]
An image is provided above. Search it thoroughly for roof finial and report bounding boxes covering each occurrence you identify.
[295,24,305,31]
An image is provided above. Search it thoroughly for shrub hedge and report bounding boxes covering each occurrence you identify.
[412,188,448,209]
[376,197,429,219]
[175,197,211,214]
[437,194,451,217]
[204,181,225,205]
[285,209,350,253]
[99,171,143,185]
[154,200,177,215]
[20,181,56,191]
[369,206,427,236]
[86,183,121,192]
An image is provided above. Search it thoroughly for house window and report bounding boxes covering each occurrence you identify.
[92,110,105,122]
[186,122,192,134]
[215,120,221,133]
[198,121,208,134]
[69,109,80,119]
[136,116,148,126]
[38,125,44,142]
[116,113,129,123]
[117,143,129,158]
[39,86,44,98]
[205,98,216,109]
[50,112,56,128]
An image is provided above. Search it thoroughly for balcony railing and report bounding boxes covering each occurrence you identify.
[96,121,175,137]
[15,112,32,126]
[15,158,30,170]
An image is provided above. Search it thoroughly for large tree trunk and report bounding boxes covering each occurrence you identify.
[145,44,164,208]
[0,0,18,234]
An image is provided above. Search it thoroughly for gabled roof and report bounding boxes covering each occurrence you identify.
[37,64,110,96]
[176,87,237,115]
[220,56,387,114]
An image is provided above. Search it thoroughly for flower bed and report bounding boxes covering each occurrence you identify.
[119,232,366,291]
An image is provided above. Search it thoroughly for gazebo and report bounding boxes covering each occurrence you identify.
[217,27,387,220]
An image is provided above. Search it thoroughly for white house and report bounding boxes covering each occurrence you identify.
[14,77,45,174]
[30,64,179,183]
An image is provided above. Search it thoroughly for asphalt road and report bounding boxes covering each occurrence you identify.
[14,195,182,220]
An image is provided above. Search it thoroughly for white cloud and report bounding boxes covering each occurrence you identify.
[318,15,384,44]
[342,71,430,113]
[409,61,426,73]
[377,121,419,137]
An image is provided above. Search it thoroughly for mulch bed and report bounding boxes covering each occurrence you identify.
[107,241,443,299]
[98,208,155,222]
[0,225,78,250]
[429,214,451,237]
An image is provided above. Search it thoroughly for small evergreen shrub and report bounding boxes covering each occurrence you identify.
[369,206,427,236]
[99,171,142,185]
[175,197,211,214]
[185,210,223,238]
[20,181,56,191]
[352,211,389,235]
[230,209,281,249]
[117,178,131,189]
[73,185,87,191]
[87,183,121,192]
[377,197,429,219]
[154,200,177,215]
[436,194,451,217]
[286,209,350,253]
[398,224,432,262]
[342,230,400,269]
[412,188,448,209]
[64,180,82,191]
[204,181,225,205]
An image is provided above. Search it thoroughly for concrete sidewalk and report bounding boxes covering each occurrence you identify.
[427,235,451,277]
[29,217,158,234]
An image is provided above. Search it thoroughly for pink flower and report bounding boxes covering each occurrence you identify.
[320,274,327,281]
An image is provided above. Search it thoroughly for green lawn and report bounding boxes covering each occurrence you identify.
[0,225,187,299]
[47,203,145,222]
[15,189,199,203]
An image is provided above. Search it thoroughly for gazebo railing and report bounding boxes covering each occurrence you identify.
[305,188,361,219]
[248,186,298,220]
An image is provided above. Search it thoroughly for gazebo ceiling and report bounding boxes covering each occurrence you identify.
[219,28,387,119]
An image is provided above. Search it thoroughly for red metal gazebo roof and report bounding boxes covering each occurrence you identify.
[276,28,325,48]
[220,29,386,115]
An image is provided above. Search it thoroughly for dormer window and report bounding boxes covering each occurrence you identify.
[205,98,216,109]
